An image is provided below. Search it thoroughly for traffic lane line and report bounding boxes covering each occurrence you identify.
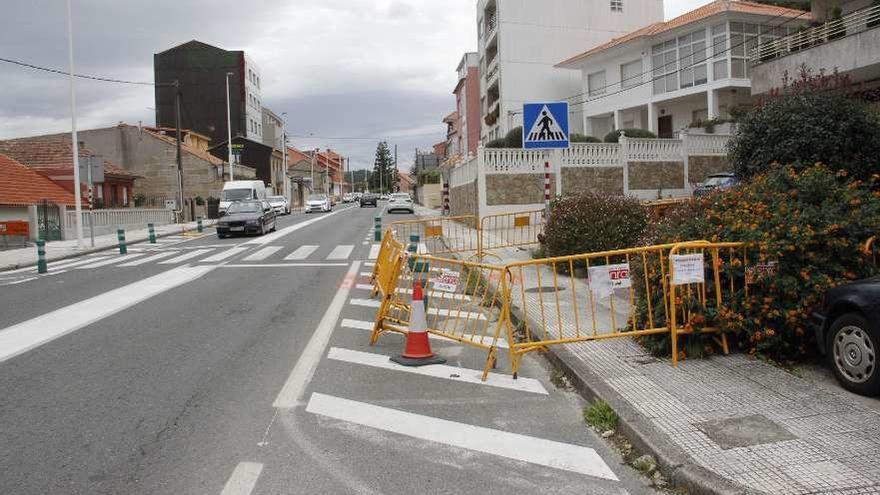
[219,462,263,495]
[327,347,544,394]
[305,392,619,481]
[339,318,508,349]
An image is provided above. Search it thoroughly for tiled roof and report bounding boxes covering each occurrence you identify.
[557,0,808,66]
[140,126,225,166]
[0,153,79,206]
[0,134,140,179]
[443,111,459,123]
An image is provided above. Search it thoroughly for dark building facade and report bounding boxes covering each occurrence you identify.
[209,136,273,188]
[154,40,264,147]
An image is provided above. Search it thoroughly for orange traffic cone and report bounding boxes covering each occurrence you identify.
[391,280,446,366]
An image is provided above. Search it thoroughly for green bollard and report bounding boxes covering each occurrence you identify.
[374,216,382,242]
[197,217,204,233]
[408,234,428,274]
[148,223,156,244]
[36,239,47,274]
[117,228,127,255]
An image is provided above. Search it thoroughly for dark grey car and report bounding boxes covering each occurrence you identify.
[217,200,277,238]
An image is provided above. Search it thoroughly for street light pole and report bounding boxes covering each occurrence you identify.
[66,0,84,247]
[225,71,235,181]
[281,112,288,201]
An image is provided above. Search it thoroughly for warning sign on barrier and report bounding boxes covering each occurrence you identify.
[430,269,460,292]
[588,262,631,298]
[671,253,705,285]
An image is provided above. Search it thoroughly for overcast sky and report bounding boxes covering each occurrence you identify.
[1,0,705,172]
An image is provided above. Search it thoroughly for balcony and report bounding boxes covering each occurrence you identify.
[751,5,880,94]
[485,57,499,85]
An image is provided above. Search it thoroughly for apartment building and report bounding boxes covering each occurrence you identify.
[455,52,481,156]
[476,0,664,143]
[558,0,807,138]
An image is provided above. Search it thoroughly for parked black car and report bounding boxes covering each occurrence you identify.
[216,200,277,238]
[813,276,880,396]
[359,193,378,208]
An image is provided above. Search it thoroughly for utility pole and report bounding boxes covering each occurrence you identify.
[66,0,84,247]
[174,80,184,221]
[310,148,316,195]
[394,143,398,193]
[225,72,235,181]
[281,112,288,201]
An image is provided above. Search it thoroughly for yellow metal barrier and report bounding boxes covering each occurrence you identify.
[370,252,510,380]
[390,215,479,257]
[479,209,544,259]
[370,229,395,297]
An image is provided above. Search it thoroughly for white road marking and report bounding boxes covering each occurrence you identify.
[200,246,249,263]
[242,246,283,261]
[349,298,381,308]
[359,271,373,277]
[273,261,362,408]
[340,318,509,349]
[419,242,428,254]
[75,254,146,269]
[159,248,214,264]
[368,244,380,260]
[348,299,486,320]
[285,245,319,260]
[326,245,354,260]
[353,284,472,302]
[244,206,350,246]
[0,265,216,364]
[221,263,348,268]
[219,462,263,495]
[361,241,369,245]
[48,256,112,270]
[5,276,38,285]
[328,347,536,392]
[363,262,375,267]
[118,251,178,267]
[306,393,617,480]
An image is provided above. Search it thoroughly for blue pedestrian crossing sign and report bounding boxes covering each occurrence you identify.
[523,102,569,149]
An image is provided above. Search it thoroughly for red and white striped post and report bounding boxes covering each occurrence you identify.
[442,182,450,216]
[543,160,552,219]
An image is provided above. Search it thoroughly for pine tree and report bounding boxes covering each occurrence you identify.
[369,141,397,193]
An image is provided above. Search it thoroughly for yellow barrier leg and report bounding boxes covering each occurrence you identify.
[671,326,679,367]
[480,347,497,381]
[370,299,389,345]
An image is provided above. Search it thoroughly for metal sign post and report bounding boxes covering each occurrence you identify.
[79,155,104,247]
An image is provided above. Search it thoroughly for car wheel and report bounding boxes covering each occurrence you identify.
[272,219,277,231]
[218,233,226,239]
[828,312,880,396]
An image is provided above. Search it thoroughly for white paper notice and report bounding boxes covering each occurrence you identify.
[588,263,631,299]
[671,253,705,285]
[430,269,460,293]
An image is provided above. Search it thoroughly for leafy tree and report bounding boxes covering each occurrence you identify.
[369,141,397,193]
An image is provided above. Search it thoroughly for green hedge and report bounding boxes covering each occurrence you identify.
[603,128,657,143]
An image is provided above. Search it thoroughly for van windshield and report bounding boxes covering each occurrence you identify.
[221,189,253,201]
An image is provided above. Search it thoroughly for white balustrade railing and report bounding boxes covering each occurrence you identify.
[561,143,621,167]
[625,138,683,161]
[685,133,731,156]
[450,155,478,187]
[483,148,548,174]
[66,208,173,231]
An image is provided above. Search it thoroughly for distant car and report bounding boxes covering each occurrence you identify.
[305,193,332,213]
[694,173,739,197]
[387,192,414,214]
[216,200,277,238]
[380,194,389,201]
[267,195,290,215]
[813,276,880,396]
[359,193,378,208]
[342,193,354,203]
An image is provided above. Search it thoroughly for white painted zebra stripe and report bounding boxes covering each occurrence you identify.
[349,298,380,308]
[353,284,472,302]
[285,245,319,260]
[158,248,213,264]
[306,393,616,480]
[75,254,146,269]
[49,255,114,270]
[340,319,508,349]
[200,246,248,263]
[242,246,283,262]
[364,262,375,267]
[368,244,380,260]
[326,245,354,260]
[348,298,486,320]
[118,251,179,267]
[219,461,263,495]
[327,347,545,394]
[419,242,428,254]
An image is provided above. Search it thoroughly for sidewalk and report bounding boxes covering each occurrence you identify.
[414,206,880,495]
[0,219,217,272]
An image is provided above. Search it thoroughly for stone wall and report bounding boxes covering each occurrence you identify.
[689,155,731,184]
[561,167,624,196]
[486,174,555,206]
[450,181,477,217]
[628,161,685,191]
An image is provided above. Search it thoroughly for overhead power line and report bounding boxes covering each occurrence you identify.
[0,56,158,86]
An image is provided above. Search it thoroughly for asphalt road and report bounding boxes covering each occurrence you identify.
[0,202,658,495]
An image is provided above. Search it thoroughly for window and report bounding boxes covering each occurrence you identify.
[651,39,678,95]
[588,70,606,96]
[729,22,753,79]
[610,0,623,11]
[677,29,707,89]
[711,23,728,80]
[620,59,642,89]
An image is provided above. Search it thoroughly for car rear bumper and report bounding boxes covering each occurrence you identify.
[217,225,262,235]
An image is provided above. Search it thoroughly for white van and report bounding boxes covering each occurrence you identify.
[219,180,267,215]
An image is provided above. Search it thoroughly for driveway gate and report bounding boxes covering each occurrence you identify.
[37,199,62,241]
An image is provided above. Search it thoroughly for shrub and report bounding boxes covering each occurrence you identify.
[504,126,523,148]
[542,193,648,259]
[603,128,657,143]
[639,164,880,362]
[729,67,880,181]
[485,137,507,148]
[570,133,602,143]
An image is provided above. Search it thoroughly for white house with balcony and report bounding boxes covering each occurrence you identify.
[476,0,664,144]
[557,0,808,139]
